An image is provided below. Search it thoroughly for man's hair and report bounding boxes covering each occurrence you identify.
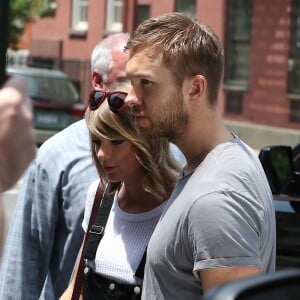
[91,32,130,83]
[85,81,180,201]
[125,12,224,105]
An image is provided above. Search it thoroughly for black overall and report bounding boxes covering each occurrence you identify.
[82,193,146,300]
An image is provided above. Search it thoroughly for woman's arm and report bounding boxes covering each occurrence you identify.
[60,238,85,300]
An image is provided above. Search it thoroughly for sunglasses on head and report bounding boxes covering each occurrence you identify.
[89,90,127,113]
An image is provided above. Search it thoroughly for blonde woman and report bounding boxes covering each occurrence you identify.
[61,81,180,300]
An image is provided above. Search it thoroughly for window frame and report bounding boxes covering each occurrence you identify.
[224,0,252,89]
[71,0,88,32]
[106,0,123,33]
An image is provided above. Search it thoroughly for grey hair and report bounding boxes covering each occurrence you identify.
[91,32,130,83]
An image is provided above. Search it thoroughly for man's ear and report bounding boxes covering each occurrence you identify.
[189,75,206,98]
[92,71,104,89]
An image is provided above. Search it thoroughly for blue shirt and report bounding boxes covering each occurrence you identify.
[0,120,98,299]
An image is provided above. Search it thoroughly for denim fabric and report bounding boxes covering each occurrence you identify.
[0,120,98,299]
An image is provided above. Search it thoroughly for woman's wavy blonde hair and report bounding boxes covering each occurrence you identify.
[85,82,180,202]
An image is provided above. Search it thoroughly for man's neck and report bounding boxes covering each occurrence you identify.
[176,115,232,173]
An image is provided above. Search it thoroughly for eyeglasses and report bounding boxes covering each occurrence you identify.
[89,90,127,113]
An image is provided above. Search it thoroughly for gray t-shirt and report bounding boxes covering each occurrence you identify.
[142,137,276,300]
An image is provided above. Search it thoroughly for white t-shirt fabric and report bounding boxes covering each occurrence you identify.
[82,179,167,285]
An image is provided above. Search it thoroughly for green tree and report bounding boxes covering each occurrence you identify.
[9,0,56,48]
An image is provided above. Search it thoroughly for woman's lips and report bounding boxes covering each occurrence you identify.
[103,166,116,173]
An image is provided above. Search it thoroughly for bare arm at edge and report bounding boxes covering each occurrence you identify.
[200,266,260,293]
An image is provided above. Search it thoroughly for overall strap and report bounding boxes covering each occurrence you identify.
[84,188,114,260]
[71,181,106,300]
[88,182,106,231]
[134,247,147,280]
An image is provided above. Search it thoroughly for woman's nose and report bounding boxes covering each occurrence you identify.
[97,147,105,160]
[97,143,110,160]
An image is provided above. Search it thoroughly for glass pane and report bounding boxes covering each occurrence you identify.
[228,0,252,38]
[80,6,87,22]
[72,0,88,29]
[136,5,150,26]
[24,75,79,103]
[228,42,250,79]
[175,0,196,18]
[226,92,243,114]
[114,5,122,22]
[289,0,300,94]
[225,0,252,84]
[106,0,122,31]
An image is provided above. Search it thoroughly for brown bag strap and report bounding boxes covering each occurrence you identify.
[71,181,105,300]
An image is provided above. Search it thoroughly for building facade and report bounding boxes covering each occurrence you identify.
[19,0,300,130]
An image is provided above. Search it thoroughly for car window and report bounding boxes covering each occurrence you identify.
[20,74,79,103]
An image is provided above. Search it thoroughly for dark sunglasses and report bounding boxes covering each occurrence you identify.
[89,90,127,113]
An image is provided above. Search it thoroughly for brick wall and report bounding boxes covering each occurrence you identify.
[245,0,292,127]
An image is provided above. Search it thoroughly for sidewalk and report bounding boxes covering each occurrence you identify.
[225,120,300,150]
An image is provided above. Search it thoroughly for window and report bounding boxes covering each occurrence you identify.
[135,5,150,27]
[288,0,300,95]
[225,91,244,114]
[72,0,88,32]
[290,101,300,122]
[175,0,196,18]
[224,0,252,115]
[106,0,123,32]
[225,0,252,87]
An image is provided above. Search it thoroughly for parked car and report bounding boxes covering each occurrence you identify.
[202,268,300,300]
[259,144,300,270]
[6,66,85,145]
